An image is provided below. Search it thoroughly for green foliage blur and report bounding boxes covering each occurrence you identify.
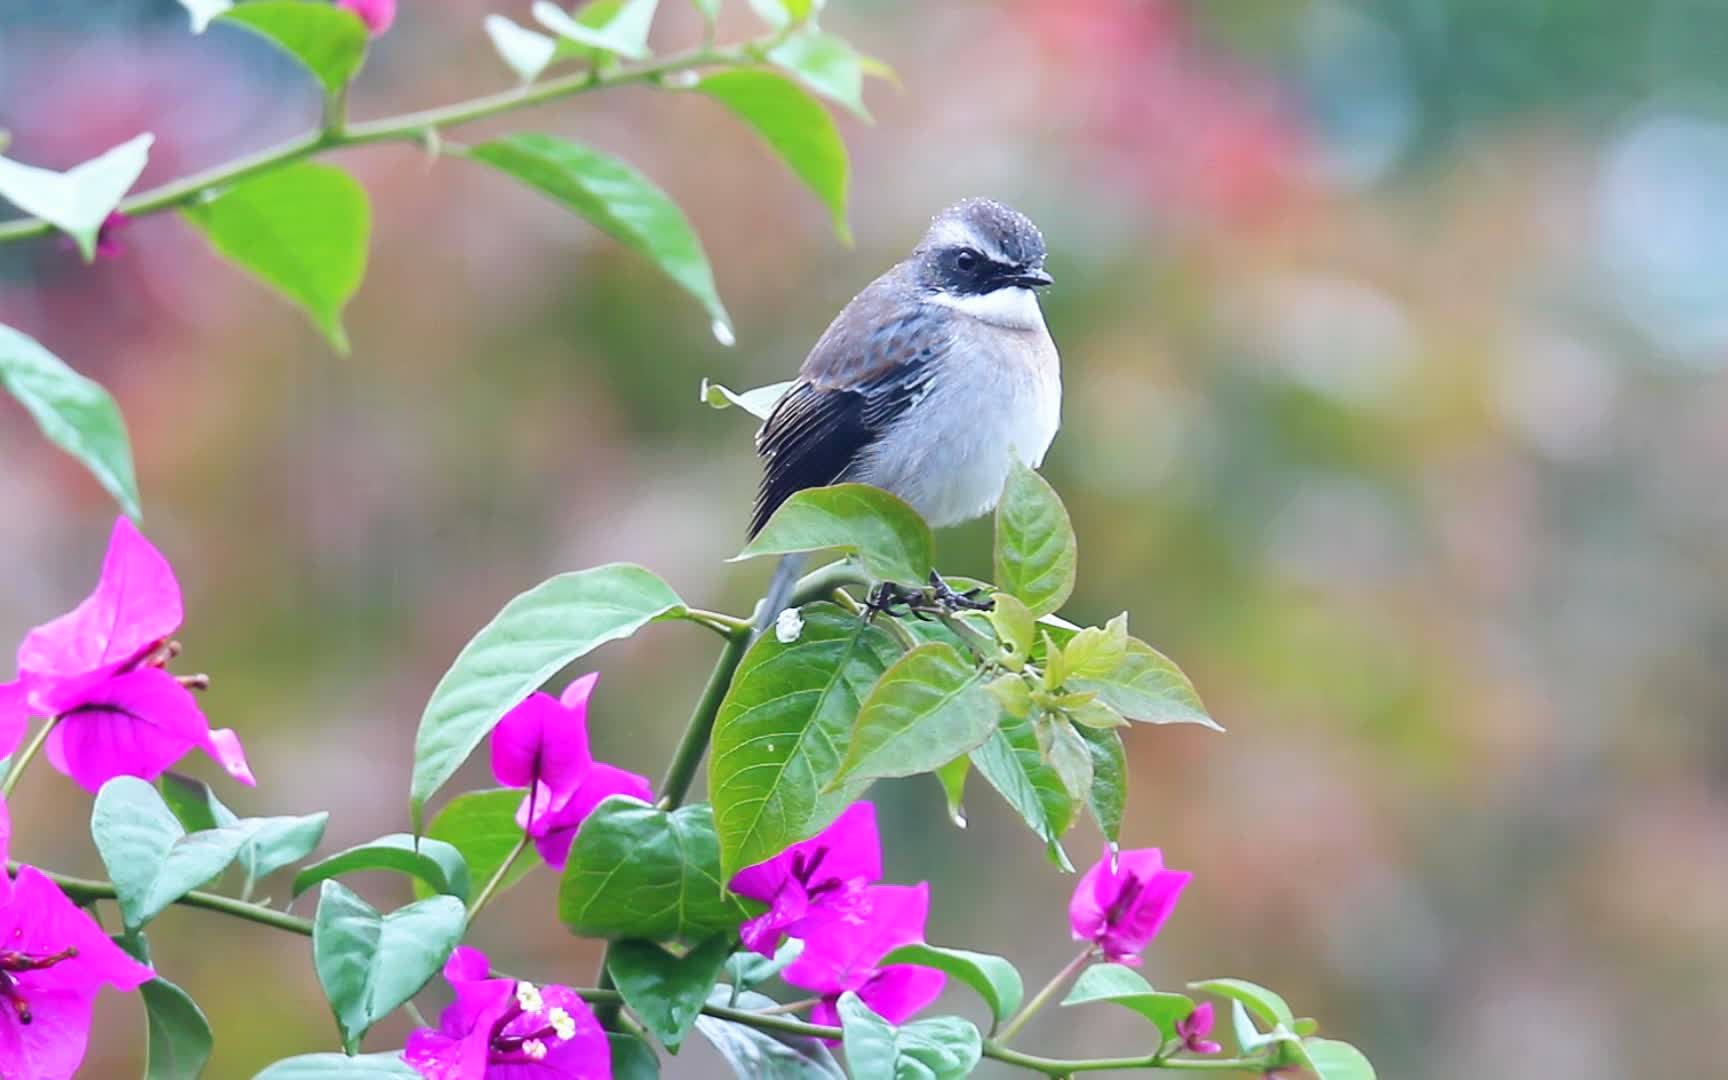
[4,0,1728,1075]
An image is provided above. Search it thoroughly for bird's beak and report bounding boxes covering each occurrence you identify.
[1013,268,1054,288]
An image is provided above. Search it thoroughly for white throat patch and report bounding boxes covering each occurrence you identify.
[931,286,1047,332]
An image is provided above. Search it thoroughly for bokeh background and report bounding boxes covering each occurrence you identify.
[5,0,1728,1075]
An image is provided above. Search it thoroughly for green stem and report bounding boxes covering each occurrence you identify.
[936,610,998,665]
[466,831,530,919]
[996,946,1095,1045]
[25,865,314,936]
[0,40,763,245]
[1,716,58,797]
[655,628,752,812]
[684,608,756,640]
[21,865,1261,1076]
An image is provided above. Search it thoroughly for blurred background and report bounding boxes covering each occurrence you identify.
[5,0,1728,1075]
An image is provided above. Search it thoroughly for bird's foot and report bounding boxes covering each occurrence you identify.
[865,581,929,621]
[927,571,994,613]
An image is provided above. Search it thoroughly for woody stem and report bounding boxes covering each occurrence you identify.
[996,946,1097,1044]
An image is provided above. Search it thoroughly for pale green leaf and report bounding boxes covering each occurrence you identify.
[1062,963,1195,1042]
[414,788,542,902]
[91,777,257,931]
[533,0,659,61]
[312,881,467,1052]
[878,944,1023,1026]
[700,377,793,420]
[0,133,152,260]
[483,14,557,83]
[696,70,850,243]
[735,484,933,585]
[0,322,140,518]
[994,460,1076,618]
[767,29,870,119]
[142,975,213,1080]
[218,1,371,97]
[608,936,734,1052]
[833,643,997,785]
[253,1052,420,1079]
[560,798,752,939]
[291,834,471,901]
[697,988,846,1079]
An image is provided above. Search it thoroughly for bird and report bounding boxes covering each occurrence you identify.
[748,198,1061,621]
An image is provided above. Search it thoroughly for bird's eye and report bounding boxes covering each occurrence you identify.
[954,249,978,272]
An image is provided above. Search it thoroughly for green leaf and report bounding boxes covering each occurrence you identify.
[709,603,901,879]
[1076,726,1125,843]
[253,1053,421,1079]
[181,162,370,353]
[415,788,541,902]
[767,29,870,119]
[1062,963,1194,1042]
[0,323,140,518]
[533,0,659,62]
[312,880,467,1053]
[158,773,327,886]
[1067,625,1218,731]
[0,133,152,260]
[610,1031,663,1079]
[483,14,557,83]
[1229,999,1290,1054]
[700,376,793,420]
[1299,1038,1377,1080]
[747,0,819,29]
[1188,977,1296,1030]
[837,993,981,1080]
[1043,714,1094,804]
[697,988,846,1079]
[217,2,370,96]
[291,834,471,901]
[994,461,1077,619]
[91,777,257,931]
[726,938,804,992]
[987,595,1034,669]
[608,936,735,1052]
[560,798,752,939]
[409,563,684,828]
[934,756,968,828]
[878,944,1023,1026]
[735,484,933,585]
[141,975,213,1080]
[177,0,233,33]
[696,70,850,243]
[833,643,996,786]
[969,708,1074,870]
[467,133,731,343]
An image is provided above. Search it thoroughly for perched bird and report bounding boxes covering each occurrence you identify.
[749,198,1061,622]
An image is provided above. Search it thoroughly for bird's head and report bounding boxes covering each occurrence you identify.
[912,198,1053,329]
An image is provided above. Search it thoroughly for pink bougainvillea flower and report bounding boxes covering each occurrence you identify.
[1176,1000,1221,1055]
[0,518,251,792]
[490,675,652,870]
[403,946,610,1079]
[0,797,10,903]
[730,801,881,957]
[336,0,396,36]
[0,866,155,1079]
[783,883,945,1029]
[93,212,129,259]
[1069,846,1191,965]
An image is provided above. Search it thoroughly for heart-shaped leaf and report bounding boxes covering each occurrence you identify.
[141,974,213,1080]
[467,134,732,343]
[182,162,370,354]
[726,938,804,993]
[1298,1037,1377,1080]
[1188,977,1295,1030]
[608,936,734,1052]
[0,133,152,260]
[158,773,327,887]
[709,603,901,880]
[0,323,140,519]
[700,377,793,420]
[312,880,467,1052]
[968,708,1074,870]
[837,992,981,1080]
[253,1052,421,1079]
[696,70,849,243]
[559,798,752,939]
[92,776,258,931]
[413,788,541,901]
[1062,963,1194,1042]
[878,944,1023,1027]
[532,0,659,61]
[833,643,997,786]
[217,1,370,96]
[292,833,471,901]
[697,988,846,1079]
[409,563,684,828]
[994,461,1076,619]
[484,14,557,83]
[735,485,933,586]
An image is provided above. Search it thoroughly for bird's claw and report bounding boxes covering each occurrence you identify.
[928,571,994,612]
